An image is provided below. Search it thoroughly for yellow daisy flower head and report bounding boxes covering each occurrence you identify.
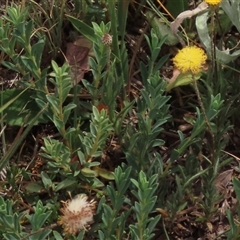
[173,46,207,74]
[204,0,222,5]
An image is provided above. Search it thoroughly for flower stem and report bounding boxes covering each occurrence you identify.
[192,75,215,161]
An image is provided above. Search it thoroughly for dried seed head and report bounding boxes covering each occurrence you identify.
[101,33,112,45]
[58,195,96,235]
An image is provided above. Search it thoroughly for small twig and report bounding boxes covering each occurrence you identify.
[20,223,58,240]
[221,150,240,162]
[31,132,40,161]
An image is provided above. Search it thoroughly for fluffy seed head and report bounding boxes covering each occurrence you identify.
[58,195,96,235]
[101,33,112,45]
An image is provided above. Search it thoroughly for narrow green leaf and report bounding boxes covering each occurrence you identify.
[196,12,240,63]
[55,179,76,191]
[25,183,44,193]
[53,231,64,240]
[0,88,28,113]
[0,103,48,171]
[66,15,96,43]
[81,168,98,177]
[94,167,114,180]
[166,72,201,92]
[41,172,53,189]
[233,178,240,201]
[146,11,179,46]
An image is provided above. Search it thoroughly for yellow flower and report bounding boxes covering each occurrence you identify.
[204,0,222,5]
[58,195,96,235]
[173,46,207,74]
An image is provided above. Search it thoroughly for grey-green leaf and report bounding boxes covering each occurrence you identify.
[196,12,240,63]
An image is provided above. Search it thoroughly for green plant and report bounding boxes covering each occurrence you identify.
[129,171,160,240]
[36,61,75,147]
[97,165,132,240]
[1,0,240,239]
[38,103,113,184]
[0,4,47,88]
[96,166,160,240]
[0,197,52,240]
[224,178,240,240]
[123,29,171,173]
